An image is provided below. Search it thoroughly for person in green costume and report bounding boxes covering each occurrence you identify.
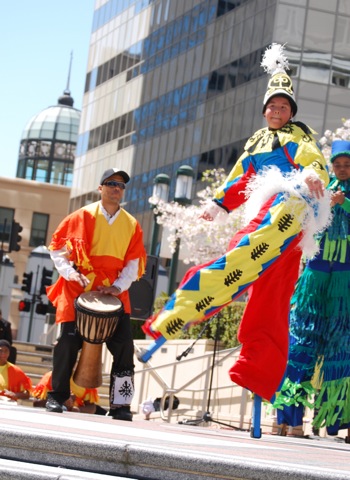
[275,139,350,442]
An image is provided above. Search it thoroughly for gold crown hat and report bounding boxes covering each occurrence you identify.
[261,43,297,116]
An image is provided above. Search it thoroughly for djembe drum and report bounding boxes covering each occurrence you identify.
[73,291,123,389]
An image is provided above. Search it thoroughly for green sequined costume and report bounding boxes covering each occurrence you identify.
[275,177,350,435]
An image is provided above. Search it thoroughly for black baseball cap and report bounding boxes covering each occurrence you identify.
[0,339,11,349]
[100,168,130,185]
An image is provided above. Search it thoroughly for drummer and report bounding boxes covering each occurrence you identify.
[45,168,147,421]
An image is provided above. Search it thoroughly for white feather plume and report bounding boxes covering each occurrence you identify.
[243,166,332,260]
[261,43,289,75]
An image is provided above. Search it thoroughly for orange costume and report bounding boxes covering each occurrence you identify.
[45,198,146,416]
[47,201,146,321]
[32,371,99,408]
[0,363,32,396]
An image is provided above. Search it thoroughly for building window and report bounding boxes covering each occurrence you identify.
[217,0,244,17]
[0,207,15,243]
[30,212,49,247]
[332,73,349,88]
[288,66,298,77]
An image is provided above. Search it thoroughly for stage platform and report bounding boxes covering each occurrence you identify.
[0,403,349,480]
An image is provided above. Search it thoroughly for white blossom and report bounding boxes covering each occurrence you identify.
[319,118,350,163]
[154,169,244,265]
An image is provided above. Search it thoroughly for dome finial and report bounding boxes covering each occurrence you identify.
[58,51,74,107]
[66,50,73,93]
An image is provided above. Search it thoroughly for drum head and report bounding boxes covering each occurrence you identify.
[76,291,122,313]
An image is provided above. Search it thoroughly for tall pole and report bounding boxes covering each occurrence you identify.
[27,264,40,342]
[167,237,180,296]
[0,218,6,263]
[150,215,160,256]
[149,173,170,256]
[166,165,194,296]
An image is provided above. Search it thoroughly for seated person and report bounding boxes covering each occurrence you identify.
[0,339,32,402]
[0,309,17,364]
[32,371,107,415]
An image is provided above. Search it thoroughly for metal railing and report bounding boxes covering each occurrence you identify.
[133,343,246,424]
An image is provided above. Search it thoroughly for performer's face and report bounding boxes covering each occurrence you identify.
[0,346,10,366]
[332,156,350,181]
[264,96,292,130]
[99,174,126,206]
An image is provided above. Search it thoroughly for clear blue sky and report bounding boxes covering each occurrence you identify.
[0,0,95,178]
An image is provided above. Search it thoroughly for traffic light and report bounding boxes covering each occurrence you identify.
[40,267,53,295]
[9,221,23,252]
[35,303,48,315]
[21,272,33,293]
[18,300,31,312]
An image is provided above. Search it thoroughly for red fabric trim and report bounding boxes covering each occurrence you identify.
[219,163,256,211]
[229,234,302,401]
[228,195,277,250]
[283,145,300,170]
[6,364,32,393]
[142,315,161,339]
[32,371,99,404]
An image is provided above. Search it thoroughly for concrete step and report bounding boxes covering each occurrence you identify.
[17,361,53,375]
[16,351,53,364]
[2,405,349,480]
[13,340,54,355]
[0,457,134,480]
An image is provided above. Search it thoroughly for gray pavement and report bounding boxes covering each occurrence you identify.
[0,403,350,480]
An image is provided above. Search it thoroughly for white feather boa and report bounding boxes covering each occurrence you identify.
[243,166,332,259]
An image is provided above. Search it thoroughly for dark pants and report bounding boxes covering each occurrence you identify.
[50,312,134,406]
[8,346,17,364]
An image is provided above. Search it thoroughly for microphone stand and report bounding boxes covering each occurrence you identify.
[176,317,215,362]
[177,313,243,430]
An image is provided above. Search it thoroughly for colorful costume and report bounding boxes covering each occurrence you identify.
[47,201,146,321]
[47,200,146,411]
[275,144,350,434]
[144,122,330,401]
[32,371,99,408]
[0,317,17,363]
[142,45,330,402]
[0,362,32,396]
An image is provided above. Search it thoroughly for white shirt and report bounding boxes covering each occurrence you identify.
[49,202,140,293]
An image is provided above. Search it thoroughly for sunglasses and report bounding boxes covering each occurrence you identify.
[103,181,126,189]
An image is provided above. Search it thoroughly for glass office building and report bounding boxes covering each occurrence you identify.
[72,0,350,250]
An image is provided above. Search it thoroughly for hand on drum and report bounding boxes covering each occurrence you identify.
[96,285,122,296]
[68,271,90,288]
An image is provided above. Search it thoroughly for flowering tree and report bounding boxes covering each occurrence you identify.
[150,168,244,265]
[153,118,350,266]
[319,118,350,163]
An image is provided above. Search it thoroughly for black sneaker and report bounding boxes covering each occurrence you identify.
[46,395,64,413]
[109,406,133,421]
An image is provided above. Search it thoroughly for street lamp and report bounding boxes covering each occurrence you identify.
[167,165,194,295]
[149,173,170,256]
[174,165,195,205]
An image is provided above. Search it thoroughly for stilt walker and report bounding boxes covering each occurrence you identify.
[140,44,331,434]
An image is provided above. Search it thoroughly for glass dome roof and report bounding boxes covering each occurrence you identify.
[17,89,81,186]
[21,92,81,143]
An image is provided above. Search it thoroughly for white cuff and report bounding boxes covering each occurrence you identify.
[300,169,320,182]
[203,201,227,218]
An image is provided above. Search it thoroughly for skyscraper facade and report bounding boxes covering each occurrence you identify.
[72,0,350,251]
